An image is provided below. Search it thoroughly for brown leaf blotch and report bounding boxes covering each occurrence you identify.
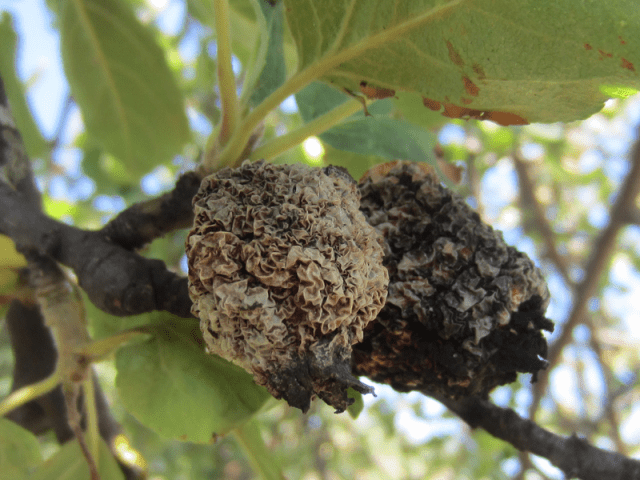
[584,43,593,50]
[442,102,471,119]
[423,97,442,111]
[621,58,636,72]
[463,76,479,97]
[438,102,528,126]
[483,111,529,126]
[619,36,626,45]
[598,49,613,58]
[359,81,395,100]
[445,40,464,67]
[472,63,486,79]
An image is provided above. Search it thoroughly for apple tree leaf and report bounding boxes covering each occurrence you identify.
[284,0,640,124]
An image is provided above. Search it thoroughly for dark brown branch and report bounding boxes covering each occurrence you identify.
[0,74,193,318]
[0,183,192,317]
[0,77,41,205]
[530,125,640,418]
[101,170,202,250]
[432,393,640,480]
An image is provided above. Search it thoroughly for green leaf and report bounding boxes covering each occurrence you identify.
[296,81,350,121]
[0,13,48,158]
[31,438,124,480]
[296,82,436,165]
[249,1,287,107]
[284,0,640,124]
[116,319,271,442]
[58,0,190,176]
[320,116,436,164]
[84,292,157,340]
[346,388,364,419]
[233,419,286,480]
[0,418,43,480]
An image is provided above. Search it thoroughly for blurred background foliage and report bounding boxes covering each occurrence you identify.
[1,0,640,479]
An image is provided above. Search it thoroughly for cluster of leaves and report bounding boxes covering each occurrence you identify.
[1,0,640,479]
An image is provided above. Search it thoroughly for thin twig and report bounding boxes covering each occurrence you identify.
[512,153,574,287]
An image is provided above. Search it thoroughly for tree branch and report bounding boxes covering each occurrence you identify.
[530,124,640,418]
[0,74,193,318]
[100,170,202,250]
[431,393,640,480]
[0,184,192,317]
[0,77,40,204]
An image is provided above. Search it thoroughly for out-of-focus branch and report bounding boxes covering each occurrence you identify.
[514,147,628,450]
[623,207,640,225]
[0,77,40,205]
[530,126,640,418]
[431,393,640,480]
[588,327,627,454]
[513,154,574,287]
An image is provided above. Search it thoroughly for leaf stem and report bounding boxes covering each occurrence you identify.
[74,328,150,362]
[239,0,270,106]
[249,98,363,161]
[0,369,62,416]
[216,67,321,168]
[215,0,466,169]
[84,375,100,472]
[213,0,239,147]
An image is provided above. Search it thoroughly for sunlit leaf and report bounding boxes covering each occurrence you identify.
[31,438,124,480]
[58,0,190,176]
[599,85,639,99]
[0,13,48,158]
[116,319,270,442]
[0,418,42,480]
[284,0,640,123]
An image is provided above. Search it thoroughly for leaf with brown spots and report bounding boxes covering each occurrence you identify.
[359,81,396,99]
[284,0,640,123]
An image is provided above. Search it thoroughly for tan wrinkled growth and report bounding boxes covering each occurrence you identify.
[353,161,553,399]
[186,161,388,413]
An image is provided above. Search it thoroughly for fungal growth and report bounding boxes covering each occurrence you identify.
[353,161,553,399]
[186,161,388,412]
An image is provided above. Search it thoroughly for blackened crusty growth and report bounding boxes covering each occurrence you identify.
[353,161,554,399]
[186,161,388,412]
